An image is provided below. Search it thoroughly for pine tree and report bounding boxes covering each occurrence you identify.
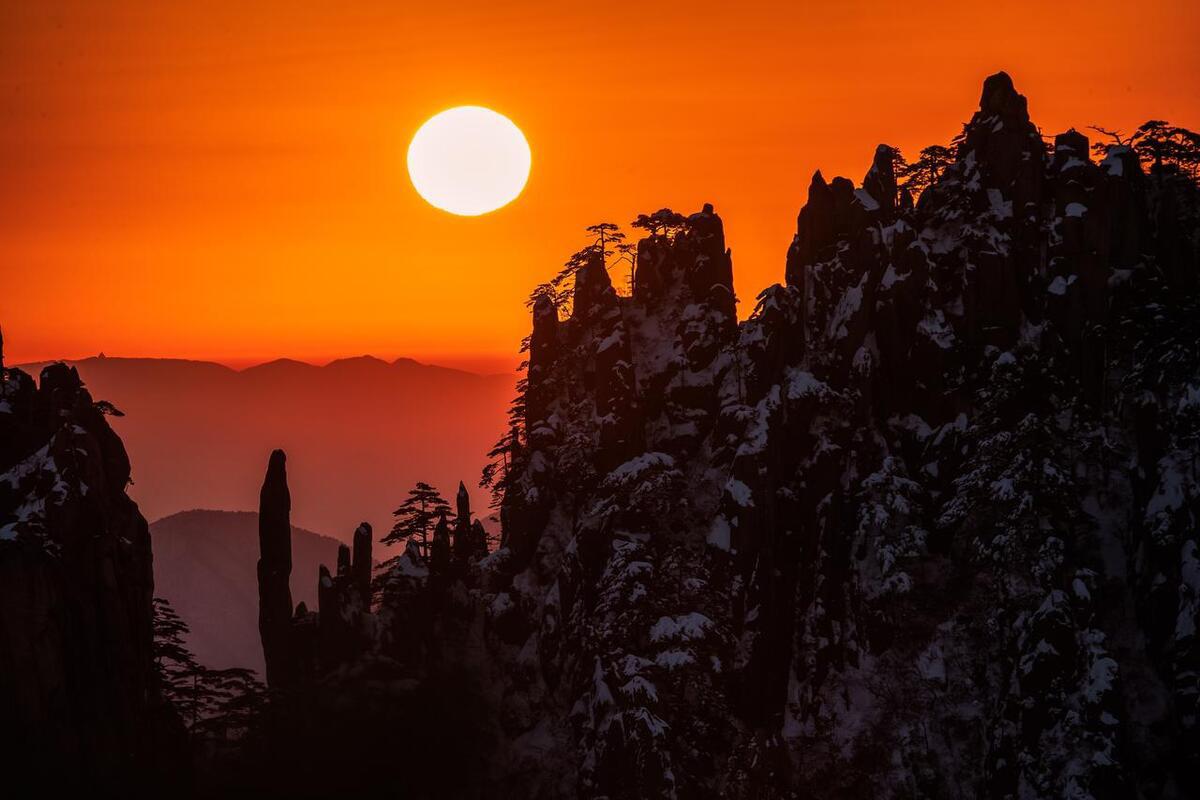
[630,208,686,239]
[191,667,266,742]
[1131,120,1200,181]
[385,482,450,556]
[898,144,955,199]
[1089,120,1200,185]
[526,222,630,314]
[153,596,203,727]
[153,597,265,739]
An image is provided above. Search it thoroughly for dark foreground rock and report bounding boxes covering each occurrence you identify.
[0,346,186,790]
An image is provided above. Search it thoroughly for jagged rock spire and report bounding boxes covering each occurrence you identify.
[430,510,451,574]
[978,70,1027,117]
[685,202,737,324]
[453,481,473,562]
[456,480,471,522]
[527,294,559,435]
[958,70,1043,203]
[316,521,376,669]
[352,522,372,599]
[786,170,834,287]
[572,247,615,320]
[862,143,898,215]
[257,449,295,689]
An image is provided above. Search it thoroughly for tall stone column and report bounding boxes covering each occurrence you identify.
[352,522,372,599]
[257,449,294,688]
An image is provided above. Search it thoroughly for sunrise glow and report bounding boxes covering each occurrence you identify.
[407,106,531,216]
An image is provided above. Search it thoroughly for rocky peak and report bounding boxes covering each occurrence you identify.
[453,480,475,562]
[786,170,834,286]
[956,70,1044,205]
[572,247,615,320]
[456,480,471,521]
[257,448,295,689]
[0,354,184,788]
[470,70,1200,797]
[527,294,561,435]
[256,451,386,681]
[978,69,1027,118]
[430,509,452,573]
[351,521,372,597]
[861,143,899,216]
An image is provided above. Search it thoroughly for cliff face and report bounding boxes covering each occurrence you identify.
[466,73,1200,798]
[0,351,183,786]
[226,72,1200,799]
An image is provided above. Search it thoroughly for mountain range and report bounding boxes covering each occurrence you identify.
[15,355,514,540]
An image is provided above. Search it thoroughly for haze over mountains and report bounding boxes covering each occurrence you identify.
[151,510,343,674]
[16,354,515,540]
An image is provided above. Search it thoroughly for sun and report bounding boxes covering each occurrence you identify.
[407,106,531,216]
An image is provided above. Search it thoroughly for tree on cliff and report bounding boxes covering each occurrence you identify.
[1090,120,1200,185]
[527,221,631,313]
[898,144,955,199]
[386,481,451,557]
[586,221,624,255]
[1131,121,1200,181]
[631,207,686,239]
[614,240,638,294]
[481,424,521,509]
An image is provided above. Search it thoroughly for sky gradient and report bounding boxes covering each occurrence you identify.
[2,1,1198,369]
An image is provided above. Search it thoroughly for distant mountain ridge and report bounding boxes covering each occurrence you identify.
[13,354,515,539]
[17,353,508,380]
[150,509,346,674]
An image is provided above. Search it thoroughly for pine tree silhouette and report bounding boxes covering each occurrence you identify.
[385,481,451,557]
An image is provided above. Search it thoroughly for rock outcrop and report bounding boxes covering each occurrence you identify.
[255,451,382,684]
[453,72,1200,798]
[257,449,296,688]
[244,451,497,797]
[0,344,184,789]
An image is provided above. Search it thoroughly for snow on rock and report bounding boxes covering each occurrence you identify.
[650,613,713,643]
[706,515,731,551]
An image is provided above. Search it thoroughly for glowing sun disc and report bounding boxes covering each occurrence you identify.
[407,106,531,216]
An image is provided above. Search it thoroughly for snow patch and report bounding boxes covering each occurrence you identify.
[707,515,731,551]
[724,478,754,508]
[854,188,880,212]
[650,613,713,643]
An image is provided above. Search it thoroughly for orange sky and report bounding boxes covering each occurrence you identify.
[2,1,1198,371]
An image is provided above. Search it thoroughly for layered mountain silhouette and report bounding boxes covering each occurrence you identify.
[151,510,344,674]
[15,355,514,539]
[2,71,1199,798]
